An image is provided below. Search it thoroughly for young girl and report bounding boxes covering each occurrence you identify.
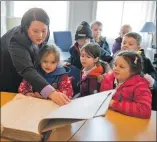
[100,50,152,119]
[80,43,111,97]
[18,44,74,99]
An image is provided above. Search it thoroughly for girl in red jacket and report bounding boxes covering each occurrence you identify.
[100,50,152,119]
[18,44,73,103]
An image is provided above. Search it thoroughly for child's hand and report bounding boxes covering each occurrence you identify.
[63,62,71,66]
[97,74,104,83]
[109,99,115,107]
[48,91,71,106]
[144,74,155,88]
[25,92,35,97]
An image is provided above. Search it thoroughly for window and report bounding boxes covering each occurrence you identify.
[96,1,123,38]
[13,1,69,37]
[96,1,155,40]
[121,1,147,32]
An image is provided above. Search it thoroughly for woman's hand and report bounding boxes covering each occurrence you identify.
[48,91,71,106]
[34,92,44,99]
[25,92,35,97]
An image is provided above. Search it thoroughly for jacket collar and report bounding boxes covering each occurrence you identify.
[38,65,70,77]
[81,64,103,81]
[115,74,147,91]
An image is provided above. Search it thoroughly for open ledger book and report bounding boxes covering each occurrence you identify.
[1,90,115,141]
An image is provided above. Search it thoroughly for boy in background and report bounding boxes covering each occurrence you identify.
[64,21,93,69]
[91,21,112,63]
[112,24,132,54]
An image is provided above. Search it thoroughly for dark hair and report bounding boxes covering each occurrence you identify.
[80,43,100,65]
[39,44,61,63]
[90,21,103,29]
[124,32,142,46]
[113,50,143,74]
[21,8,50,38]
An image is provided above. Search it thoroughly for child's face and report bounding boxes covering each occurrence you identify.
[113,56,132,82]
[120,27,131,38]
[121,36,140,51]
[91,24,102,39]
[77,38,90,48]
[41,53,58,73]
[80,49,98,69]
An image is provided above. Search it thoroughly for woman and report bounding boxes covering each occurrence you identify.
[0,8,70,106]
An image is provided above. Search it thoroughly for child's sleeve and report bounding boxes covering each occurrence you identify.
[153,80,157,88]
[89,78,100,94]
[18,80,33,95]
[146,58,157,81]
[66,47,73,63]
[58,74,74,98]
[111,83,152,119]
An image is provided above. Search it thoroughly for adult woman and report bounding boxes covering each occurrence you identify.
[0,8,70,105]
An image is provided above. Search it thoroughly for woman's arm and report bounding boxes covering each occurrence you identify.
[9,41,55,98]
[9,41,71,105]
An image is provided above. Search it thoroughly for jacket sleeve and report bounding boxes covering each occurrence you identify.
[102,40,111,56]
[66,47,73,63]
[18,80,33,95]
[112,41,121,54]
[58,74,74,98]
[111,83,152,119]
[89,78,100,94]
[146,58,157,81]
[9,41,53,95]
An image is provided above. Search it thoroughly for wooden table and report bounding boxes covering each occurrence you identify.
[0,92,85,141]
[69,110,156,141]
[1,92,156,141]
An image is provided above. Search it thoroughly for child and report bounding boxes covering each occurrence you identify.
[64,21,93,70]
[90,21,112,63]
[80,43,110,97]
[18,44,74,99]
[112,24,132,54]
[121,32,157,89]
[100,50,152,119]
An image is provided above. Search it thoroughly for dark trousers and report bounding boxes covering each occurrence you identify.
[151,89,157,111]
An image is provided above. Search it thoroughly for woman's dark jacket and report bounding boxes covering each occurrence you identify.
[0,26,49,93]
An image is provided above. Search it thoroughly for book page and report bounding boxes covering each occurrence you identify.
[42,90,115,120]
[94,89,116,117]
[1,94,59,134]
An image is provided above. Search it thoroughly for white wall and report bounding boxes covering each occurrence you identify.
[1,1,7,36]
[67,1,114,50]
[68,1,96,41]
